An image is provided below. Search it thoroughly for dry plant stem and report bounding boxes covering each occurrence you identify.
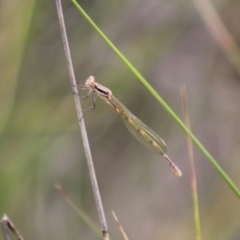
[55,184,102,238]
[192,0,240,76]
[55,0,109,239]
[181,87,202,240]
[1,214,24,240]
[112,212,129,240]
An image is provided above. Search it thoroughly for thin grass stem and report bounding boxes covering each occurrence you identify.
[181,86,202,240]
[55,184,103,238]
[192,0,240,76]
[55,0,109,239]
[112,212,129,240]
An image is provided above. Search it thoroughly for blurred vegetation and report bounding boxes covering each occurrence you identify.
[0,0,240,239]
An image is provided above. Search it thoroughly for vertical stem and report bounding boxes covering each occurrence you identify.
[55,0,109,238]
[181,87,202,240]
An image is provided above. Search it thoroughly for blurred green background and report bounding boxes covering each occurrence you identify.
[1,0,240,239]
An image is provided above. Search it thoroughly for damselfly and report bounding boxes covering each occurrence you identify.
[78,76,182,177]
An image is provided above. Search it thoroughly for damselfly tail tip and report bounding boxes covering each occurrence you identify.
[163,154,182,177]
[174,167,182,177]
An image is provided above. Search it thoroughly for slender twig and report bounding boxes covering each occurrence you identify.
[181,87,202,240]
[1,214,24,240]
[55,0,109,239]
[112,212,129,240]
[55,184,102,238]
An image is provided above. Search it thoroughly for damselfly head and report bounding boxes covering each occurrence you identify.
[85,76,96,88]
